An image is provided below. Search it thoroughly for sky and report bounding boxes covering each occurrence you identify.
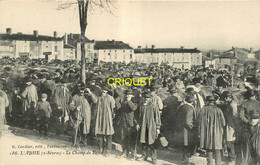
[0,0,260,51]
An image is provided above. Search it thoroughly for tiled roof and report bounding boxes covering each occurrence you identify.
[134,48,201,53]
[223,47,250,61]
[0,33,63,41]
[94,40,133,50]
[217,52,237,59]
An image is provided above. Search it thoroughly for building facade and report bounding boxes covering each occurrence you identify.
[0,28,64,61]
[134,46,202,70]
[94,40,134,64]
[64,33,94,62]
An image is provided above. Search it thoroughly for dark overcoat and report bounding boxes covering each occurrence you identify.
[178,103,196,146]
[199,105,226,150]
[138,101,161,145]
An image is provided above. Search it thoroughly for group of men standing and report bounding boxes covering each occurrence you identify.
[1,64,260,165]
[174,86,260,165]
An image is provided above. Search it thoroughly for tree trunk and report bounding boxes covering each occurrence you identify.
[80,30,86,84]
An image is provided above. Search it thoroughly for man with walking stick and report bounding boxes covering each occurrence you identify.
[69,87,92,147]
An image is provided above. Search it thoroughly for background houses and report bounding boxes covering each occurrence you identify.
[134,46,202,70]
[0,28,64,61]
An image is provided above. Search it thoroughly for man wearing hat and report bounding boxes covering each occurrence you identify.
[221,91,238,165]
[150,85,163,111]
[161,87,181,142]
[38,74,53,102]
[69,87,92,147]
[88,86,115,156]
[21,77,38,127]
[35,93,52,137]
[186,87,205,116]
[199,96,226,165]
[53,78,71,134]
[241,110,260,164]
[238,89,260,164]
[175,94,197,164]
[240,89,260,126]
[137,92,161,164]
[116,90,138,159]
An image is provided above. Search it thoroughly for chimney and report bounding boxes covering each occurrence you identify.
[151,45,155,49]
[112,39,115,45]
[137,46,142,49]
[54,31,57,38]
[70,33,73,39]
[64,33,68,44]
[180,46,184,49]
[234,49,237,58]
[250,47,253,53]
[6,28,12,34]
[210,52,213,58]
[33,30,38,37]
[194,47,197,50]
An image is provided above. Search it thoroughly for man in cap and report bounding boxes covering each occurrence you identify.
[116,90,138,159]
[69,87,92,147]
[53,78,71,134]
[176,94,197,164]
[21,77,38,128]
[221,91,238,165]
[199,96,226,165]
[35,93,52,137]
[137,92,161,164]
[89,86,115,156]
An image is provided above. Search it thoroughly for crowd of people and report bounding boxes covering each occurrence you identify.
[0,59,260,165]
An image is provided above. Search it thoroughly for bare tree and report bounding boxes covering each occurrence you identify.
[58,0,115,84]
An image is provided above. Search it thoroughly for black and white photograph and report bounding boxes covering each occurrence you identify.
[0,0,260,165]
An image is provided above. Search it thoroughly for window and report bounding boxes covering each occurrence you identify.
[104,50,106,52]
[55,46,58,52]
[197,57,199,61]
[164,53,166,55]
[46,45,48,48]
[115,54,117,58]
[115,50,117,52]
[130,54,132,59]
[123,50,125,53]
